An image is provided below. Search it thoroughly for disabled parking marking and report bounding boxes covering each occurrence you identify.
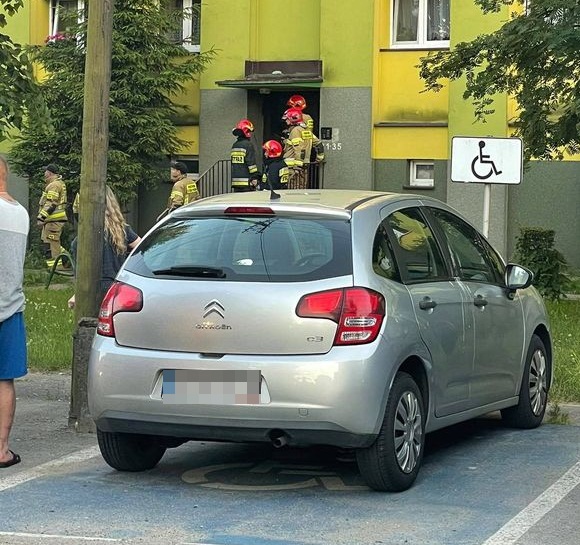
[482,459,580,545]
[0,446,100,492]
[181,460,367,491]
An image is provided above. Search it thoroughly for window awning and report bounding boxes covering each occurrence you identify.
[216,60,323,90]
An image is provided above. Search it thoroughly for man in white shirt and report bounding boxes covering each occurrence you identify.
[0,156,29,468]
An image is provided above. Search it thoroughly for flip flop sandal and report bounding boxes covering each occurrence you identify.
[0,450,21,468]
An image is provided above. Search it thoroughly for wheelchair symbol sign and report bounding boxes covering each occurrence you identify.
[451,137,522,185]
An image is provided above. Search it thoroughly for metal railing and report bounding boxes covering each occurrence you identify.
[197,160,325,198]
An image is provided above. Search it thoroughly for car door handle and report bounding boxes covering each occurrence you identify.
[473,295,488,307]
[419,298,437,310]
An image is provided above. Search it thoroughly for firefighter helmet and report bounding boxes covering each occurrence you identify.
[263,140,283,158]
[233,119,254,138]
[287,94,307,110]
[282,107,303,125]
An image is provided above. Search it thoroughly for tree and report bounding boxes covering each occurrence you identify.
[418,0,580,161]
[0,0,43,140]
[10,0,214,204]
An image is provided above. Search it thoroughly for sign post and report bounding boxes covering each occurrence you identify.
[450,137,523,237]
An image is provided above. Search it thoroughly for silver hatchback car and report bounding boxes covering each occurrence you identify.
[88,190,551,491]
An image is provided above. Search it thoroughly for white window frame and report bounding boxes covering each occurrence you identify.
[180,0,201,53]
[49,0,84,37]
[409,160,435,188]
[391,0,450,50]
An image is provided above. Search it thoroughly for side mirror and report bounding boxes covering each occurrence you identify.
[505,263,534,291]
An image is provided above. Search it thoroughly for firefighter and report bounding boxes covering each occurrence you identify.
[282,108,324,189]
[37,164,68,270]
[230,119,260,192]
[287,94,314,132]
[157,162,199,221]
[260,140,290,191]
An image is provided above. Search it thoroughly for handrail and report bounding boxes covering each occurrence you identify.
[197,160,325,197]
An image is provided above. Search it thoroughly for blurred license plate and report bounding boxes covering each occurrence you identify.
[162,369,261,405]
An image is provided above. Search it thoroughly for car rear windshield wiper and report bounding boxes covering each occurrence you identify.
[152,266,226,278]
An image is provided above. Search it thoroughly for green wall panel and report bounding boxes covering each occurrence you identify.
[373,159,447,203]
[508,161,580,268]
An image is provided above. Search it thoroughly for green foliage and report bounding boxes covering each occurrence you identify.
[0,0,45,141]
[418,0,580,161]
[9,0,215,205]
[513,227,570,300]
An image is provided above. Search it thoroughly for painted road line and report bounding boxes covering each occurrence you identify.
[482,459,580,545]
[0,531,120,542]
[0,446,100,492]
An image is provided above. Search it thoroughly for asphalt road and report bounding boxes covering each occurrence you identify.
[0,373,579,545]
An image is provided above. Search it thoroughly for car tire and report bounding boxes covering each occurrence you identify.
[97,429,167,472]
[356,372,425,492]
[501,334,550,429]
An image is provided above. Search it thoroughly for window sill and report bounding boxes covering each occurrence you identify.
[403,185,435,191]
[380,45,450,52]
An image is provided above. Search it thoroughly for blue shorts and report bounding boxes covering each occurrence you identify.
[0,312,27,380]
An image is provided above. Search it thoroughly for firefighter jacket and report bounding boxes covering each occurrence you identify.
[302,112,315,132]
[283,124,323,168]
[38,176,67,223]
[168,175,199,210]
[260,157,290,191]
[231,137,259,188]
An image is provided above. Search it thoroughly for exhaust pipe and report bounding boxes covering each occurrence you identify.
[268,430,289,448]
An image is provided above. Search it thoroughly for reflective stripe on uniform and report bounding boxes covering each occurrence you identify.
[301,130,313,140]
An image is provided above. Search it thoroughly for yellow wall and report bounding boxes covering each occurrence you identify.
[374,126,448,160]
[375,52,448,122]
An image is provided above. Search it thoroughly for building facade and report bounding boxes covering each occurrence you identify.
[3,1,579,266]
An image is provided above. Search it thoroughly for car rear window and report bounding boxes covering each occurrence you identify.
[125,215,352,282]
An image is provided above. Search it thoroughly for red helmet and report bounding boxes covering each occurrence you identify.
[263,140,283,158]
[287,94,306,110]
[282,107,303,125]
[233,119,254,138]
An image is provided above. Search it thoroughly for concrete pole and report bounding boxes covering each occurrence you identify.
[69,0,115,432]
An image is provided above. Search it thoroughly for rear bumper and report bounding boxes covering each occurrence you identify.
[88,336,399,448]
[95,413,376,448]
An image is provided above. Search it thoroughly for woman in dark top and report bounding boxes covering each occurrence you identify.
[67,186,141,309]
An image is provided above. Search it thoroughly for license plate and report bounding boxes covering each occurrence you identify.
[162,369,261,405]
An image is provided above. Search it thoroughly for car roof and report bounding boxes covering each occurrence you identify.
[173,189,430,218]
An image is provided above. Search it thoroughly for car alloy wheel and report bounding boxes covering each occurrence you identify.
[356,372,425,492]
[529,347,548,416]
[394,390,423,474]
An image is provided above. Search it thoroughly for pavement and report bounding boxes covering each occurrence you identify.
[8,372,580,468]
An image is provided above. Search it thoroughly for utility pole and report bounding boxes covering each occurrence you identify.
[69,0,115,432]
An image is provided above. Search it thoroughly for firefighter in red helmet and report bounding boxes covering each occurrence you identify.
[230,119,260,192]
[282,108,324,189]
[260,140,290,191]
[287,94,314,132]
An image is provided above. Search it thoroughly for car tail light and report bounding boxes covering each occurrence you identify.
[224,206,275,215]
[296,287,385,345]
[97,282,143,337]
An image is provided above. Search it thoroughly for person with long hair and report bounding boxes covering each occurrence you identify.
[67,186,141,309]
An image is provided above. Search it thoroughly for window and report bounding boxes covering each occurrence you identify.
[49,0,84,36]
[385,208,448,283]
[372,222,401,282]
[167,0,201,52]
[410,160,434,188]
[428,208,504,284]
[392,0,450,48]
[128,216,352,283]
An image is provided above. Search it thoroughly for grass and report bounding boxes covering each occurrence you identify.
[25,285,75,372]
[545,299,580,402]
